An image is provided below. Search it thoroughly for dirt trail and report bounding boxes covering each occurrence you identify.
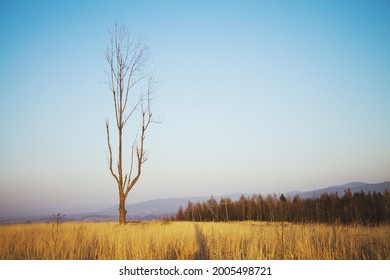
[193,224,208,260]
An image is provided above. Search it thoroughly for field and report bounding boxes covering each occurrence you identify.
[1,221,389,260]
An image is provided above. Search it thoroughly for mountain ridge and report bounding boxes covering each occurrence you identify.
[98,181,390,220]
[286,181,390,199]
[2,181,389,223]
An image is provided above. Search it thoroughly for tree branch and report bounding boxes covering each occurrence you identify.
[124,79,155,198]
[105,119,120,184]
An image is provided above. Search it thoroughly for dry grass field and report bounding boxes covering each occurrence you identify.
[1,221,389,260]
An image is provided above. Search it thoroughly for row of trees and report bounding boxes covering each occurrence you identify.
[176,189,390,225]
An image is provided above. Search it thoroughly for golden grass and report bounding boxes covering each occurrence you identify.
[0,221,389,260]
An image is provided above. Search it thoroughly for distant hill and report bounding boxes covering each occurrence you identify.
[2,182,389,223]
[98,182,390,220]
[286,182,390,199]
[99,193,245,220]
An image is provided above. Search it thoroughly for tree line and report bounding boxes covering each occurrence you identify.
[175,189,390,225]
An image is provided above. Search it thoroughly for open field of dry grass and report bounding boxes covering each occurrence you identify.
[1,221,389,260]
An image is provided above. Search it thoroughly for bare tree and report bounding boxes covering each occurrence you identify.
[105,23,156,224]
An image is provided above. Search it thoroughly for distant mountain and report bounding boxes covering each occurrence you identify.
[99,197,205,220]
[2,182,389,223]
[286,181,390,199]
[99,193,246,220]
[98,182,390,220]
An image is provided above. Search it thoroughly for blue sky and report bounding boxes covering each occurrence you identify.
[1,0,389,217]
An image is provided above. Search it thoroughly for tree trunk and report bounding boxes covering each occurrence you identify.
[119,194,127,224]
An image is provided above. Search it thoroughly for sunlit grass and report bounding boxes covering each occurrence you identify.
[0,221,389,259]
